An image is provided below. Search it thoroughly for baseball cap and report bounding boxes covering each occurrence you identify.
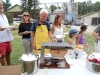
[69,29,78,34]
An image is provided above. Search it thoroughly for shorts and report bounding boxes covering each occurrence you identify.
[0,41,12,56]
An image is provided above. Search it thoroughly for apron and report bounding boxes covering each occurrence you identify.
[35,25,50,54]
[97,40,100,53]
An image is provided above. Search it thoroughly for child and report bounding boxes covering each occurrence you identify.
[76,25,89,47]
[66,29,78,59]
[67,29,78,46]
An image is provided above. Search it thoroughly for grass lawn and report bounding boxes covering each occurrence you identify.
[10,26,95,65]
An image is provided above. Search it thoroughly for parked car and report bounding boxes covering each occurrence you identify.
[76,22,81,26]
[81,22,88,26]
[76,22,88,26]
[13,18,21,21]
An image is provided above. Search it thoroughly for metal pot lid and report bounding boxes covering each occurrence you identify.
[21,53,37,61]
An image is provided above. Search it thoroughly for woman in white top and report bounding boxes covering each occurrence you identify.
[51,14,63,42]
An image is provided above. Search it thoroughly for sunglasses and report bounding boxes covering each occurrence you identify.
[24,15,29,17]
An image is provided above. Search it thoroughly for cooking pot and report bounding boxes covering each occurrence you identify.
[86,59,100,73]
[86,53,100,73]
[20,53,39,75]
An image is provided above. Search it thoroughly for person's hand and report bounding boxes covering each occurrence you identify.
[52,38,57,42]
[23,31,30,35]
[32,44,36,50]
[84,43,89,47]
[11,28,17,31]
[0,26,5,31]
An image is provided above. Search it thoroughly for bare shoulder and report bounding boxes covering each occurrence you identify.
[67,38,73,45]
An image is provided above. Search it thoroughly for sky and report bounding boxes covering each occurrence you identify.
[3,0,100,6]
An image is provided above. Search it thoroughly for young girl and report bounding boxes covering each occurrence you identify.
[66,29,78,59]
[51,14,64,42]
[67,29,78,48]
[76,25,89,47]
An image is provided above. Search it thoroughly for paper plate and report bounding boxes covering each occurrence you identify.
[4,26,17,29]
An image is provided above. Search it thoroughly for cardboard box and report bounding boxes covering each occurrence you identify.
[0,65,21,75]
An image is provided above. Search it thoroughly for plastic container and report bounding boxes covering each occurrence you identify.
[75,45,84,58]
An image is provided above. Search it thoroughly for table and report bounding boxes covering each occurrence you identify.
[35,52,100,75]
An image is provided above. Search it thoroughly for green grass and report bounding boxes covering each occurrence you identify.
[10,27,95,65]
[11,30,24,65]
[84,33,95,54]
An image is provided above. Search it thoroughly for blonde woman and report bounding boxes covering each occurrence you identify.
[18,12,32,53]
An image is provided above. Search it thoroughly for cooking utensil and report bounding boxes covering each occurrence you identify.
[86,59,100,73]
[20,53,39,75]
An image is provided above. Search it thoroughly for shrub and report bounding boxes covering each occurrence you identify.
[4,12,14,23]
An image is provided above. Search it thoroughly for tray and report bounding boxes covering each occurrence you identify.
[40,58,70,69]
[3,26,17,29]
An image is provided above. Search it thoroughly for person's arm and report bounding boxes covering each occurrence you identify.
[0,26,5,31]
[48,31,56,41]
[19,31,30,36]
[92,25,100,40]
[31,31,36,49]
[67,38,73,45]
[92,31,100,40]
[51,24,56,39]
[51,24,54,34]
[76,35,81,45]
[31,22,36,49]
[47,22,56,42]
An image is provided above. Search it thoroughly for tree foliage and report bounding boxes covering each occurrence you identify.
[20,0,40,19]
[2,0,12,23]
[60,0,100,16]
[61,3,67,10]
[50,4,57,13]
[2,0,11,12]
[4,12,14,23]
[78,0,100,15]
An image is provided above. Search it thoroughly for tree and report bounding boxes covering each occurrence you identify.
[2,0,11,12]
[50,4,57,13]
[20,0,40,19]
[78,0,100,15]
[94,1,100,11]
[61,3,67,10]
[2,0,12,23]
[78,1,88,15]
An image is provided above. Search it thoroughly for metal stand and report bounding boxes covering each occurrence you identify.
[40,42,72,68]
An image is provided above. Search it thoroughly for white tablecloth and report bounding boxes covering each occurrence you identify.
[34,52,100,75]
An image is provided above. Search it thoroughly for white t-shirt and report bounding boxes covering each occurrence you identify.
[0,14,13,43]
